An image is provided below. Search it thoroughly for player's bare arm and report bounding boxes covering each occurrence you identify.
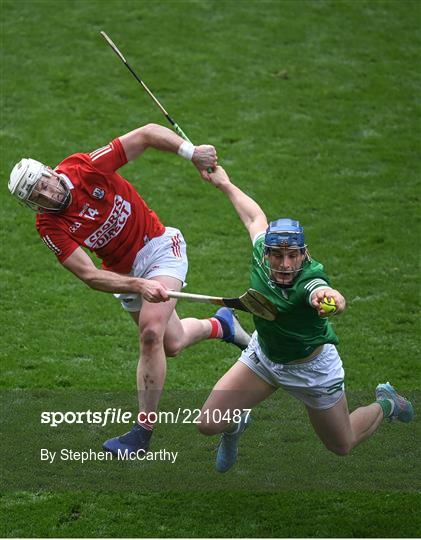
[310,287,346,316]
[62,247,169,303]
[119,123,217,176]
[208,166,268,241]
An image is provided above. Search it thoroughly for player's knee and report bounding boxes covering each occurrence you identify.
[140,326,164,350]
[164,339,183,357]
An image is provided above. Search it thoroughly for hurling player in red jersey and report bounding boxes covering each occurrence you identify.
[9,123,250,456]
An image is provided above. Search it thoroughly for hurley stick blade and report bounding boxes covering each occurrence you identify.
[238,289,277,321]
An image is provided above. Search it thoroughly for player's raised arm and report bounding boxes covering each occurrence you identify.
[119,123,217,177]
[207,166,268,242]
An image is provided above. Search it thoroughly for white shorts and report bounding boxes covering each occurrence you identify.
[114,227,188,312]
[240,332,345,410]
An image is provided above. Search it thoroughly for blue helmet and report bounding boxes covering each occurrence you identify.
[264,218,305,250]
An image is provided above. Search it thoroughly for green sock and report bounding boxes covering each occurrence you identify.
[377,398,394,418]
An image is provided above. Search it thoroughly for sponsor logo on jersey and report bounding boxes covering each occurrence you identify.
[69,221,82,233]
[84,195,131,250]
[92,187,105,199]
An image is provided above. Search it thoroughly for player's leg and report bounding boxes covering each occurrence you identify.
[163,307,250,356]
[128,304,216,355]
[136,275,182,413]
[198,357,276,473]
[305,394,384,455]
[125,276,209,352]
[103,276,180,456]
[298,345,414,455]
[128,303,250,354]
[161,306,213,357]
[199,361,276,435]
[307,382,414,455]
[276,343,383,455]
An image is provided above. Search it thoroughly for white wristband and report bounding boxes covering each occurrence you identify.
[177,141,195,160]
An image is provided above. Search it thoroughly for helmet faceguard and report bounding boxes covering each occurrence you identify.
[9,158,71,213]
[262,218,310,286]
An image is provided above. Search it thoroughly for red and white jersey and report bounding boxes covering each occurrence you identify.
[36,138,165,273]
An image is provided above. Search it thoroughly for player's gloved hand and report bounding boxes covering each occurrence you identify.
[140,279,170,303]
[311,288,346,316]
[192,145,217,180]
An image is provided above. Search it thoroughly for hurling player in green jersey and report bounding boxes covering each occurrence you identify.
[197,166,414,473]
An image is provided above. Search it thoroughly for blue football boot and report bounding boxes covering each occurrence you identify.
[215,412,251,473]
[103,424,152,457]
[214,307,251,350]
[376,382,414,423]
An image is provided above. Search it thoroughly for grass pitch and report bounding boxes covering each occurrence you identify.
[1,0,420,537]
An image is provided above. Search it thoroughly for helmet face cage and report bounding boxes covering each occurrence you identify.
[28,172,71,213]
[9,159,71,213]
[262,219,310,286]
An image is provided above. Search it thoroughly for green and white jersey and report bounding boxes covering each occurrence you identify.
[250,233,339,363]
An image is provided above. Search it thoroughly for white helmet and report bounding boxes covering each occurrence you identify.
[9,158,71,212]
